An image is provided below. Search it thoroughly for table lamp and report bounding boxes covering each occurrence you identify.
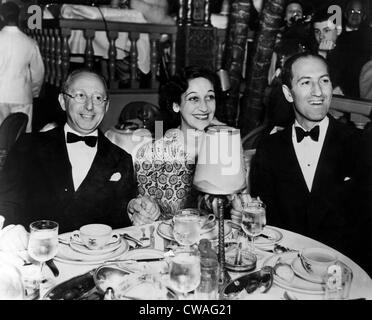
[193,126,246,286]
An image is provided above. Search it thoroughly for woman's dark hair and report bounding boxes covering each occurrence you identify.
[281,51,329,88]
[158,65,222,130]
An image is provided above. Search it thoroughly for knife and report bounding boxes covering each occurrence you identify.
[120,233,144,247]
[104,257,164,263]
[258,233,275,241]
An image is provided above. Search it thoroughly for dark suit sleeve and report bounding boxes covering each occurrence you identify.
[0,135,31,226]
[250,138,280,227]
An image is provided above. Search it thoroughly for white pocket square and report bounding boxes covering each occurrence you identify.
[109,172,121,182]
[344,177,351,181]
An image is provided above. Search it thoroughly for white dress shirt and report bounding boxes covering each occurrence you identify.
[64,124,98,191]
[292,117,329,191]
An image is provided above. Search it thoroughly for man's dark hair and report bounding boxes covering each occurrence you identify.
[281,52,329,88]
[312,11,336,25]
[0,2,20,26]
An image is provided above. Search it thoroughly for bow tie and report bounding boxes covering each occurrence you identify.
[66,132,97,147]
[295,125,320,143]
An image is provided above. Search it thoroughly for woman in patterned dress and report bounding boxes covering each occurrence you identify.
[128,66,224,225]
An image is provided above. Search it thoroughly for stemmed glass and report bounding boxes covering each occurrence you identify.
[169,247,201,299]
[27,220,59,283]
[241,198,266,259]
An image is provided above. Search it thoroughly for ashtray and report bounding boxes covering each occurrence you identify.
[225,243,257,272]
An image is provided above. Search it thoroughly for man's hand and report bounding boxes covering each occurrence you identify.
[0,224,29,252]
[128,195,161,226]
[318,40,336,52]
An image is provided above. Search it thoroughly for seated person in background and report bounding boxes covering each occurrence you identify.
[343,0,368,32]
[313,10,370,97]
[0,69,136,233]
[251,52,360,257]
[128,66,224,225]
[311,11,344,95]
[268,0,313,85]
[264,38,303,133]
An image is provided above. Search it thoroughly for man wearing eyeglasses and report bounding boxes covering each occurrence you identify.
[0,69,137,233]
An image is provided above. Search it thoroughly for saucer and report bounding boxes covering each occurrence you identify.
[70,237,122,255]
[157,220,232,242]
[291,256,324,284]
[262,252,324,295]
[56,232,129,265]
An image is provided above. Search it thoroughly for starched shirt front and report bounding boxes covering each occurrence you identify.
[64,124,98,191]
[291,117,329,192]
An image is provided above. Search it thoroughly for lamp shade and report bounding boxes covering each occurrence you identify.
[193,126,246,195]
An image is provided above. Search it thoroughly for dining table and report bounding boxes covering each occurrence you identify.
[39,220,372,300]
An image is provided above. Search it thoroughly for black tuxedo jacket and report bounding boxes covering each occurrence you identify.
[0,127,136,233]
[251,116,360,254]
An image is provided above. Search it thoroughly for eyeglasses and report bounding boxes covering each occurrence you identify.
[62,91,108,105]
[348,9,362,15]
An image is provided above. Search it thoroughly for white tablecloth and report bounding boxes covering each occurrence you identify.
[44,223,372,300]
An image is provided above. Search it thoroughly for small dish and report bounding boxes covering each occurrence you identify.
[225,244,257,272]
[291,256,325,284]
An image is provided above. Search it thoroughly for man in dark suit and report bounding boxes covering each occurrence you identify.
[251,52,359,256]
[0,69,136,233]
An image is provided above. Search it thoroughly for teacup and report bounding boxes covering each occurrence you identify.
[300,247,338,277]
[71,224,120,250]
[173,209,216,232]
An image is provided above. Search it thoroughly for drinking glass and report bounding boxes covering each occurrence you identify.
[169,247,201,299]
[241,199,266,257]
[27,220,59,282]
[173,213,201,247]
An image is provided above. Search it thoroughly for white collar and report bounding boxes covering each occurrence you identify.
[64,123,98,138]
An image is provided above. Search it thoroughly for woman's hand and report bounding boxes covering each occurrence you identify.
[128,195,161,226]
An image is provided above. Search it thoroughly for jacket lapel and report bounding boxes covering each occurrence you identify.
[38,127,74,195]
[311,117,335,194]
[279,127,310,194]
[75,130,116,194]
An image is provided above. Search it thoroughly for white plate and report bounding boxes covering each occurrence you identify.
[56,232,129,265]
[254,226,283,248]
[262,252,324,295]
[157,220,233,242]
[70,238,122,255]
[291,256,324,284]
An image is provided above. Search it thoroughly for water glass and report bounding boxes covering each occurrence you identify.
[324,261,353,300]
[241,198,266,256]
[27,220,59,282]
[169,247,201,298]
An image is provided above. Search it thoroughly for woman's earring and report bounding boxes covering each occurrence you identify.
[172,103,180,113]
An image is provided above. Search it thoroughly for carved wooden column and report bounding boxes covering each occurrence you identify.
[128,31,140,89]
[61,28,71,83]
[55,29,62,88]
[176,0,217,72]
[149,33,159,90]
[84,29,95,70]
[107,30,119,89]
